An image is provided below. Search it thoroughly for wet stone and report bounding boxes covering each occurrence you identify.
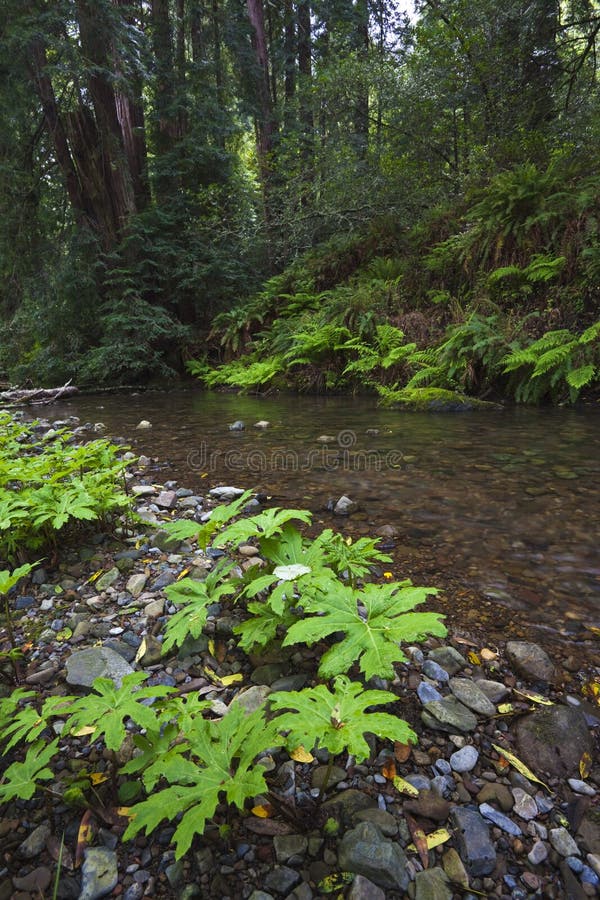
[514,704,592,778]
[451,807,497,877]
[449,745,479,773]
[264,866,301,895]
[422,659,450,682]
[427,646,467,675]
[448,678,496,716]
[347,875,385,900]
[338,822,409,891]
[505,641,556,683]
[66,646,134,688]
[527,840,548,865]
[12,867,52,893]
[311,765,347,791]
[479,803,522,836]
[273,834,308,864]
[442,848,469,888]
[18,823,51,858]
[512,787,538,820]
[414,867,453,900]
[79,847,118,900]
[422,697,478,733]
[126,574,148,597]
[550,826,581,857]
[95,567,120,591]
[417,681,443,705]
[353,808,398,836]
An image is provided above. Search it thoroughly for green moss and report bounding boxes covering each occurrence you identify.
[379,387,502,411]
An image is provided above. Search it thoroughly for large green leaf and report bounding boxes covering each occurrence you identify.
[270,675,416,760]
[283,580,445,680]
[0,738,60,801]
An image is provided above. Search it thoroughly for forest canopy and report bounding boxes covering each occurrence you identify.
[0,0,599,390]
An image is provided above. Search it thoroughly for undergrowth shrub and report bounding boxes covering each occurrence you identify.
[0,494,446,860]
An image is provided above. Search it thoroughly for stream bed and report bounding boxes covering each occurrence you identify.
[49,390,600,634]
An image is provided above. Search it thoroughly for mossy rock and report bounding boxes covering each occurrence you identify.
[382,388,502,412]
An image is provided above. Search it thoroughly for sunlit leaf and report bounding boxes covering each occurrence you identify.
[491,743,550,791]
[392,775,419,797]
[251,803,274,818]
[513,688,553,706]
[467,650,481,665]
[580,751,592,779]
[290,745,314,763]
[407,827,451,852]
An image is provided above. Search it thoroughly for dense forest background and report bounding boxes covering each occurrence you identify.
[1,0,599,397]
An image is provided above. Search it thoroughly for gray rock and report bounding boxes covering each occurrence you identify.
[449,745,479,773]
[422,697,478,733]
[273,834,308,864]
[229,684,271,714]
[550,827,581,857]
[136,420,152,429]
[422,660,449,682]
[136,635,163,666]
[150,529,182,552]
[448,678,496,716]
[209,486,245,500]
[479,803,522,836]
[229,420,245,431]
[286,882,312,900]
[333,495,356,516]
[353,809,398,836]
[338,822,409,891]
[568,779,597,796]
[512,787,538,820]
[347,875,385,900]
[505,641,556,683]
[414,867,453,900]
[18,823,51,858]
[451,807,497,877]
[150,570,176,590]
[578,809,600,855]
[95,567,120,591]
[528,841,548,865]
[321,789,376,821]
[156,490,177,509]
[475,679,509,703]
[441,848,469,888]
[66,647,134,688]
[264,866,301,895]
[79,847,118,899]
[311,765,347,791]
[126,573,148,597]
[427,647,467,676]
[248,893,275,900]
[514,704,592,777]
[254,421,270,429]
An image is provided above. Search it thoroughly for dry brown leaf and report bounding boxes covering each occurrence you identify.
[74,810,95,868]
[382,759,397,780]
[406,814,429,868]
[394,741,412,763]
[244,818,294,836]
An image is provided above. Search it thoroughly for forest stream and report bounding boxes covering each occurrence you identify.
[49,390,600,641]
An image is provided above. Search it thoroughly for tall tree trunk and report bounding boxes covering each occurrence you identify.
[353,0,369,160]
[246,0,275,234]
[284,0,296,116]
[151,0,180,196]
[297,0,313,172]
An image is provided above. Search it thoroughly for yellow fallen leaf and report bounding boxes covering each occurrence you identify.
[580,750,592,779]
[115,807,134,820]
[513,688,553,706]
[491,743,550,792]
[587,625,600,637]
[201,472,208,478]
[318,873,354,893]
[219,673,244,687]
[467,650,481,665]
[208,639,216,658]
[582,681,600,705]
[85,570,103,584]
[73,725,97,737]
[177,568,190,581]
[90,772,109,785]
[393,775,419,797]
[408,827,451,852]
[290,745,314,763]
[497,703,515,715]
[251,804,273,818]
[134,637,148,664]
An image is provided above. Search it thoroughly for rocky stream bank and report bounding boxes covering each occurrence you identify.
[1,424,599,900]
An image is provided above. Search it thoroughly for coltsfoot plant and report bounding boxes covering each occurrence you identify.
[0,495,446,861]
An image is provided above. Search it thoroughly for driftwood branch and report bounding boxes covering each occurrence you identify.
[0,381,78,405]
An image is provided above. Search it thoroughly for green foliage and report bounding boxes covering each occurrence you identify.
[269,675,416,759]
[63,673,174,751]
[0,739,60,802]
[503,321,600,403]
[0,414,132,561]
[284,580,444,681]
[123,704,276,859]
[164,490,253,550]
[162,561,238,654]
[214,506,313,550]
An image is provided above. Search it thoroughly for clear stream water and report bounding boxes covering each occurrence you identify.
[50,390,600,633]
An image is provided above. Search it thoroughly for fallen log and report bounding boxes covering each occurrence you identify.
[0,381,78,405]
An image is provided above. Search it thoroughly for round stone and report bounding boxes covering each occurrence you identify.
[450,745,479,773]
